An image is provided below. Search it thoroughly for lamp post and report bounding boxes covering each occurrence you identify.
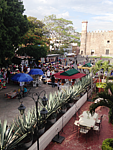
[18,96,26,115]
[18,102,26,115]
[34,90,48,150]
[18,90,48,150]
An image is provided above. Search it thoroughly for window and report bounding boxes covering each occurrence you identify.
[106,49,109,55]
[81,51,83,55]
[91,49,95,55]
[107,40,110,43]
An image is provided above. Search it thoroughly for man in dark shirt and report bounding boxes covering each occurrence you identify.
[51,75,55,88]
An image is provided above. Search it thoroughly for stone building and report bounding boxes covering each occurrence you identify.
[80,21,113,56]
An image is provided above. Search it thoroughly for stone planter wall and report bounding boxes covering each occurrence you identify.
[28,93,88,150]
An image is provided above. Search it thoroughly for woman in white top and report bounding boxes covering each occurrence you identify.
[47,69,50,78]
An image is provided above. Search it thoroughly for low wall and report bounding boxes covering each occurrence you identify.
[29,93,87,150]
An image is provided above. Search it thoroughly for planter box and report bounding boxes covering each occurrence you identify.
[24,140,33,149]
[28,93,88,150]
[38,127,45,136]
[48,118,57,124]
[61,108,67,114]
[68,102,74,107]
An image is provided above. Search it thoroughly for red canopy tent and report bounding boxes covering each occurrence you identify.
[54,71,86,79]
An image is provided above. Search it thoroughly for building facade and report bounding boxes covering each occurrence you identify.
[50,39,79,55]
[80,21,113,56]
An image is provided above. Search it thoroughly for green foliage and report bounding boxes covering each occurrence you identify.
[89,82,113,123]
[17,44,48,61]
[21,33,42,46]
[108,76,113,80]
[27,16,45,37]
[0,0,29,67]
[46,74,91,119]
[109,108,113,124]
[43,14,80,51]
[102,138,113,150]
[96,82,107,88]
[0,74,91,148]
[0,120,27,150]
[48,49,64,55]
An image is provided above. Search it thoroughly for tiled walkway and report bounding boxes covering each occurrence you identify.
[45,101,112,150]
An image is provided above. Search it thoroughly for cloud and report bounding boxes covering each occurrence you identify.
[22,0,113,32]
[57,12,70,19]
[93,14,113,22]
[87,20,113,32]
[102,0,113,5]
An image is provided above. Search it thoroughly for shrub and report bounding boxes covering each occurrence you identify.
[102,138,113,150]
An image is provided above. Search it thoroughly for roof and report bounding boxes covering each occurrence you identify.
[82,63,92,67]
[66,53,76,56]
[47,54,61,57]
[60,68,79,76]
[54,71,86,79]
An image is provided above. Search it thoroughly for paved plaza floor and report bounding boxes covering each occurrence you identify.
[0,82,58,124]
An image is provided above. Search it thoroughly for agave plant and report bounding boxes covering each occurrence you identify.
[0,120,27,150]
[14,108,36,134]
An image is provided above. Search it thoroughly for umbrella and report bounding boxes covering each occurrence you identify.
[28,69,43,75]
[11,73,33,82]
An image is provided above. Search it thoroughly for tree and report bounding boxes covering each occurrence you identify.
[18,16,49,61]
[27,16,50,47]
[17,45,48,62]
[91,60,103,84]
[0,0,29,67]
[101,61,112,81]
[89,82,113,123]
[27,16,45,37]
[43,14,80,51]
[21,34,42,47]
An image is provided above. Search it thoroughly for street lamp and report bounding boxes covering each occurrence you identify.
[18,102,26,115]
[18,96,26,115]
[34,91,48,150]
[18,90,48,150]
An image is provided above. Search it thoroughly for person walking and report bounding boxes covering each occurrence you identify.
[57,79,61,91]
[51,75,55,88]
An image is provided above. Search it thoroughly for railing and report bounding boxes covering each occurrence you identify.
[28,93,87,150]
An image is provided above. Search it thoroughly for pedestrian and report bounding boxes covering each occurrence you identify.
[76,59,77,65]
[57,79,61,90]
[47,69,50,78]
[7,68,10,83]
[23,85,27,97]
[51,75,55,88]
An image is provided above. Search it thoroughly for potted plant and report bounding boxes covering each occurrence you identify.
[68,98,74,107]
[48,112,57,124]
[102,138,113,150]
[12,109,36,149]
[38,119,46,136]
[61,104,67,113]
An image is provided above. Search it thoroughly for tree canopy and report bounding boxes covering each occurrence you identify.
[43,14,80,51]
[17,16,49,62]
[0,0,29,67]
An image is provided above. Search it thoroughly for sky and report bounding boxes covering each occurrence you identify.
[22,0,113,33]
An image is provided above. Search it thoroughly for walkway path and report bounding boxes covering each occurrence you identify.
[45,101,112,150]
[0,83,58,124]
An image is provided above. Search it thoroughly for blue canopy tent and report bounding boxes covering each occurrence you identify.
[28,69,43,75]
[11,73,33,82]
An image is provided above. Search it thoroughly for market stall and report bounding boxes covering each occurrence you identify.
[28,68,43,87]
[54,68,86,79]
